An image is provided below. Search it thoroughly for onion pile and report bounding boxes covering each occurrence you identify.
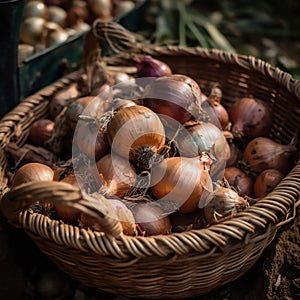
[7,55,297,236]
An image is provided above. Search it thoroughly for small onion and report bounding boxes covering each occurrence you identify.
[79,196,136,235]
[131,203,171,236]
[20,17,46,46]
[44,22,69,47]
[96,154,137,198]
[55,173,81,223]
[226,142,242,167]
[151,154,213,213]
[74,120,110,161]
[133,56,172,78]
[66,1,90,27]
[254,169,284,198]
[49,83,81,119]
[242,137,297,174]
[10,162,54,189]
[224,166,253,197]
[47,6,67,27]
[87,0,112,19]
[204,186,249,225]
[142,74,207,124]
[22,1,48,19]
[175,122,227,178]
[107,105,165,169]
[229,97,272,140]
[29,119,55,147]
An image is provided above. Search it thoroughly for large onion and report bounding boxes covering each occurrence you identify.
[151,154,213,213]
[107,105,165,169]
[142,74,208,124]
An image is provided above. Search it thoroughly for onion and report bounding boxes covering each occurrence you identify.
[170,210,206,233]
[87,0,112,19]
[142,74,208,124]
[133,56,172,78]
[107,105,165,169]
[47,6,67,27]
[18,44,34,64]
[66,1,90,27]
[74,120,110,161]
[175,122,227,178]
[29,119,55,147]
[79,195,136,235]
[66,96,111,131]
[55,173,81,223]
[204,186,249,225]
[49,83,80,119]
[226,142,242,167]
[96,154,137,198]
[131,203,171,236]
[44,22,69,47]
[20,17,46,46]
[254,169,284,198]
[10,162,54,189]
[224,167,253,197]
[22,1,48,19]
[242,137,297,174]
[229,97,273,140]
[202,88,229,130]
[151,154,213,214]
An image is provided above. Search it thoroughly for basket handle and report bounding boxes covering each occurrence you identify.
[0,181,123,238]
[92,20,141,55]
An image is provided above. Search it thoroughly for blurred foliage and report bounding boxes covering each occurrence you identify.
[141,0,300,79]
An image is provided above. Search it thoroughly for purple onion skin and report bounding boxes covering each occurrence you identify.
[134,56,172,78]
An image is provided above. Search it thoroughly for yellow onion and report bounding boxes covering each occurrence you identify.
[74,120,110,161]
[254,168,284,198]
[107,105,165,169]
[20,17,46,46]
[22,1,48,19]
[96,154,137,198]
[44,22,69,47]
[79,195,136,235]
[47,6,67,27]
[204,186,249,225]
[151,154,213,214]
[10,162,54,189]
[131,203,171,236]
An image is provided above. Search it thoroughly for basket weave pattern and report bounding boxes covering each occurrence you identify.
[0,22,300,299]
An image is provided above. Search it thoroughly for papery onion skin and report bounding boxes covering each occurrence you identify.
[107,105,165,168]
[226,142,242,167]
[55,173,81,223]
[229,97,272,141]
[204,186,249,225]
[142,74,207,124]
[254,168,284,198]
[151,155,212,214]
[131,203,171,236]
[242,137,297,174]
[96,154,136,198]
[10,162,54,189]
[224,167,253,197]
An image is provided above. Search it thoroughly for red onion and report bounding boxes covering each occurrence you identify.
[133,56,172,78]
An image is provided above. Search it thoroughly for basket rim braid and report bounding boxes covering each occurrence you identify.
[1,21,300,299]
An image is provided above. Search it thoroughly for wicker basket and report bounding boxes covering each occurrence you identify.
[1,21,300,299]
